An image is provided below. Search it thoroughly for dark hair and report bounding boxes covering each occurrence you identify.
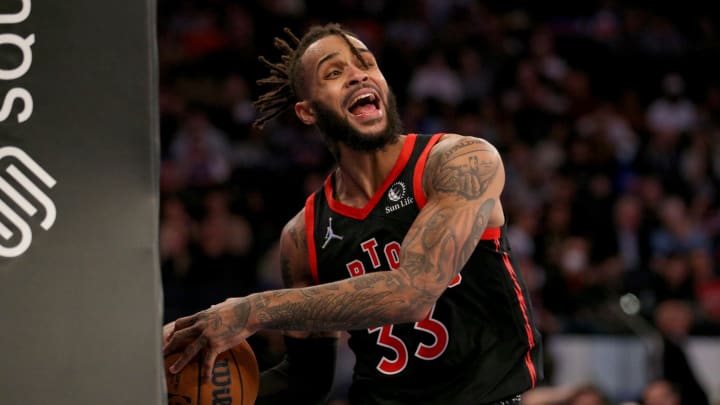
[252,23,367,129]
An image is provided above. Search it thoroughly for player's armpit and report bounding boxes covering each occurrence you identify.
[396,135,505,317]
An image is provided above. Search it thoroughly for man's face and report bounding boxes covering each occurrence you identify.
[296,34,401,151]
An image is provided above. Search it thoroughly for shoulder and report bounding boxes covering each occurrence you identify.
[422,134,504,198]
[429,133,500,161]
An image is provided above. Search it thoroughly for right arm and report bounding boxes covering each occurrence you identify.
[256,209,339,405]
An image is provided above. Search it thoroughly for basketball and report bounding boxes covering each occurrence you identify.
[164,341,259,405]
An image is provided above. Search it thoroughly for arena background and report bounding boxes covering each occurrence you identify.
[155,1,720,404]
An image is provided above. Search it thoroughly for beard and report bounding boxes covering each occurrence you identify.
[311,88,402,153]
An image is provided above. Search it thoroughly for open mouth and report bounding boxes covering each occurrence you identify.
[347,92,381,118]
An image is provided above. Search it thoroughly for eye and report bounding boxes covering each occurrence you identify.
[325,69,341,79]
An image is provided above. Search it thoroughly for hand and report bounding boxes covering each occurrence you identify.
[162,297,256,382]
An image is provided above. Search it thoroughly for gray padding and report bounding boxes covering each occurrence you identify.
[0,1,164,404]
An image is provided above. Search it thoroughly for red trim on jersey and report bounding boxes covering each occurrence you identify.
[304,194,320,285]
[500,251,537,388]
[325,134,418,220]
[480,227,501,240]
[413,133,444,209]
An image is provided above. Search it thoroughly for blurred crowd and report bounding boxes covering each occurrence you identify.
[156,1,720,403]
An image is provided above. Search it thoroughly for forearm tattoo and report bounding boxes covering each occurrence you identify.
[200,302,251,341]
[251,272,410,331]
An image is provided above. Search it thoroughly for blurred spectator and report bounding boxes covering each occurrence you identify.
[642,379,681,405]
[566,384,613,405]
[653,300,710,405]
[638,16,687,56]
[219,74,257,133]
[690,248,720,327]
[407,49,463,106]
[168,106,233,187]
[650,196,711,259]
[502,59,567,143]
[576,101,639,168]
[456,46,496,102]
[610,194,653,273]
[649,254,696,304]
[528,25,569,91]
[646,73,697,137]
[521,384,612,405]
[184,188,256,313]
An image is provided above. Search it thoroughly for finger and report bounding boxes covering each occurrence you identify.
[174,313,200,330]
[200,350,219,384]
[162,340,177,356]
[164,317,190,344]
[169,335,207,374]
[163,325,199,356]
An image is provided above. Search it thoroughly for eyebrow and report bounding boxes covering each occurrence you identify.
[316,48,372,73]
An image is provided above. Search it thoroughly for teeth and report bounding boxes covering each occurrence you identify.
[351,93,376,107]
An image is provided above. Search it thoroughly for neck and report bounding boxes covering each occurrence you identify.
[333,135,405,204]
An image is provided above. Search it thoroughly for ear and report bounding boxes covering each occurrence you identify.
[294,100,316,125]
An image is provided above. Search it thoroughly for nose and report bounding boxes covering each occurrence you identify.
[346,63,368,87]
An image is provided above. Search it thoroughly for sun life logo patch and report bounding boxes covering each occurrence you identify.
[388,182,406,202]
[385,181,413,214]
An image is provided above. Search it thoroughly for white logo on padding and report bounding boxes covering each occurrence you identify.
[387,182,406,202]
[0,146,57,258]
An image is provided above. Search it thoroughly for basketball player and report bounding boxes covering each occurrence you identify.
[164,23,542,405]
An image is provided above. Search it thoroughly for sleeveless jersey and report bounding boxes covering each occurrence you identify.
[304,134,543,405]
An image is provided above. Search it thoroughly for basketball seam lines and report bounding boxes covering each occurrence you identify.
[229,349,245,405]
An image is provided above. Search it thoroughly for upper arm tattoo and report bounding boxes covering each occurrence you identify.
[402,137,501,294]
[425,138,499,199]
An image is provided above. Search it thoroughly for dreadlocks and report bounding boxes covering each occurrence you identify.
[252,23,369,129]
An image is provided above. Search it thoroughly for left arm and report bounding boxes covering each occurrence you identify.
[164,135,505,379]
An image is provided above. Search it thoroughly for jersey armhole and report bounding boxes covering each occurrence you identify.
[304,193,320,285]
[413,133,444,209]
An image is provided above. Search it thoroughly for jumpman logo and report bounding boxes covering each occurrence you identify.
[322,217,343,249]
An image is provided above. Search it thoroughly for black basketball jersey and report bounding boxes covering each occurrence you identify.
[304,134,543,404]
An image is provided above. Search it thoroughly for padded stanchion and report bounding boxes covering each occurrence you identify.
[0,1,163,404]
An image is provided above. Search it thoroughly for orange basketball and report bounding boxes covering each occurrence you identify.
[164,341,259,405]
